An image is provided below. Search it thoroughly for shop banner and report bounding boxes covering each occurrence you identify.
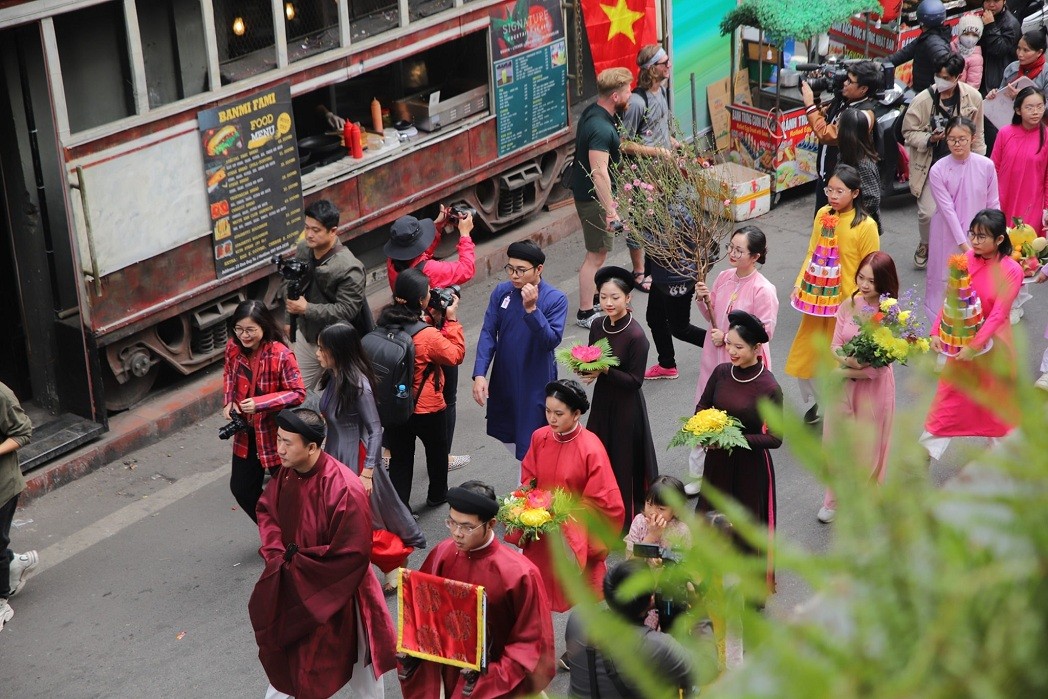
[197,83,303,278]
[490,0,569,157]
[729,104,818,192]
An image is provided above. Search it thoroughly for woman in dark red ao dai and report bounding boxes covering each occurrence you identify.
[577,266,659,527]
[694,310,783,593]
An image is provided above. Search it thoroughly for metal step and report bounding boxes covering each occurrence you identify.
[18,413,105,474]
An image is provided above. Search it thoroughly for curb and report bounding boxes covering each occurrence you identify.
[22,205,580,504]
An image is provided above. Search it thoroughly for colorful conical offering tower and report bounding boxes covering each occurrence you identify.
[938,254,985,357]
[792,211,843,317]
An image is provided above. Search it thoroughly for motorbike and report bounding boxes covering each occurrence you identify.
[871,79,914,202]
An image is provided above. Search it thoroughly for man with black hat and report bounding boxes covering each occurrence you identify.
[472,239,568,464]
[385,209,477,471]
[288,199,367,390]
[248,408,396,699]
[399,480,555,698]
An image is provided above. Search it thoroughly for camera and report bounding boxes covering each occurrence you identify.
[931,113,948,134]
[218,410,251,440]
[428,284,461,311]
[632,542,683,564]
[446,204,476,223]
[798,59,895,99]
[272,254,310,342]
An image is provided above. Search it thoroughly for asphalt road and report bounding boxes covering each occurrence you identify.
[2,187,1044,697]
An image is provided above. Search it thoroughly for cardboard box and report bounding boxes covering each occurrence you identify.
[703,162,771,221]
[396,82,488,132]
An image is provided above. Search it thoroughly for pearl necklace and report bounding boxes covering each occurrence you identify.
[730,362,764,383]
[602,313,632,334]
[553,422,582,443]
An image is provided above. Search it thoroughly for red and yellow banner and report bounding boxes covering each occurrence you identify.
[581,0,657,80]
[397,569,487,671]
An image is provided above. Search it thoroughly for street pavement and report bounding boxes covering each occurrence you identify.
[2,188,1045,698]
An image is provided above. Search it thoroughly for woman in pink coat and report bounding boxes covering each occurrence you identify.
[921,209,1023,461]
[817,252,899,524]
[688,226,778,495]
[991,86,1048,236]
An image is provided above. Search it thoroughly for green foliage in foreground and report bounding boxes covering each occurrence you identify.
[549,342,1048,698]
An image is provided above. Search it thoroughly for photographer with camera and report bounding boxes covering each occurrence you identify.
[221,300,306,523]
[285,199,367,391]
[384,209,476,471]
[801,60,881,215]
[902,53,986,269]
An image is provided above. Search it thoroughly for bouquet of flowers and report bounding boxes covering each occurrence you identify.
[497,482,573,543]
[556,337,620,373]
[837,291,930,368]
[668,408,750,453]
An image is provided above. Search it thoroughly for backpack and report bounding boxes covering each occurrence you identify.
[630,86,650,138]
[361,320,438,427]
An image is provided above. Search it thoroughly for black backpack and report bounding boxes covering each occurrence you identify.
[361,320,438,427]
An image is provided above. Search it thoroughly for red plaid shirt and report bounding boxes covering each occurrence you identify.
[222,339,306,469]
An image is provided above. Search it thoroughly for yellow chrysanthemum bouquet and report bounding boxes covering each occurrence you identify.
[669,408,750,453]
[497,481,572,543]
[838,291,929,368]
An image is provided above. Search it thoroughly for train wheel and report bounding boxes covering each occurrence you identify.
[102,363,159,412]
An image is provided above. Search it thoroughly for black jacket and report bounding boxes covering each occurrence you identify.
[980,8,1022,93]
[886,26,953,94]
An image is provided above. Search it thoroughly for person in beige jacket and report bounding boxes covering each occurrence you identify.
[902,53,985,270]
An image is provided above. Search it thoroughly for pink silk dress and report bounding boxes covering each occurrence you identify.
[924,251,1023,438]
[925,153,1000,325]
[695,268,779,404]
[991,123,1048,236]
[822,297,896,510]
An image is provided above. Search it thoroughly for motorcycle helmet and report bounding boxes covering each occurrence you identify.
[916,0,947,28]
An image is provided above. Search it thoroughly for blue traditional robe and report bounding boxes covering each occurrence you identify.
[472,280,567,460]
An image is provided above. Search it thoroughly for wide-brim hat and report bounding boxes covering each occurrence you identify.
[384,215,437,260]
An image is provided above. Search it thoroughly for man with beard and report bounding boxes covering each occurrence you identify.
[570,67,633,329]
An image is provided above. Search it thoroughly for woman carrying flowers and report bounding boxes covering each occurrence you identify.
[921,209,1023,461]
[509,380,625,612]
[695,311,783,593]
[785,165,880,424]
[819,252,908,524]
[577,266,658,527]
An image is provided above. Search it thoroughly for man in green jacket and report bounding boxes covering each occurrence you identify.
[0,381,36,632]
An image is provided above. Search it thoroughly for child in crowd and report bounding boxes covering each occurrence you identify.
[952,13,983,89]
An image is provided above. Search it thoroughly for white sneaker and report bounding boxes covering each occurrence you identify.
[684,480,702,496]
[817,507,836,524]
[448,455,471,471]
[1036,373,1048,391]
[0,598,12,632]
[9,550,39,597]
[575,310,603,329]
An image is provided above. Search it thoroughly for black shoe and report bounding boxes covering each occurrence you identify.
[557,652,570,672]
[425,497,447,508]
[804,403,821,425]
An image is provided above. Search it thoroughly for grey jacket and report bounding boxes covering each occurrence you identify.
[0,382,32,505]
[294,240,366,344]
[901,83,986,197]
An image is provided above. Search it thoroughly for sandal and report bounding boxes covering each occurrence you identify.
[914,243,928,270]
[633,271,652,293]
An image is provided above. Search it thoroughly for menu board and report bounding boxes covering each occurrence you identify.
[197,83,303,278]
[490,0,568,157]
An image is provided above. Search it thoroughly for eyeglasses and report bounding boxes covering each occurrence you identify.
[655,59,670,66]
[726,245,751,256]
[844,76,857,85]
[504,264,535,277]
[823,187,852,197]
[445,517,484,534]
[234,326,260,336]
[946,137,971,145]
[967,230,995,242]
[1021,103,1046,112]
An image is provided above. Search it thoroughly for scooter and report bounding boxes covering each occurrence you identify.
[871,79,914,201]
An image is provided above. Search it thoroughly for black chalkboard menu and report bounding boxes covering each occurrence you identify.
[489,0,568,157]
[198,83,304,278]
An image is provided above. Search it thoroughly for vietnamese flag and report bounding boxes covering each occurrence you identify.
[581,0,658,81]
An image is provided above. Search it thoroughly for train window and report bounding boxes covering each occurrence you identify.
[54,2,136,132]
[136,0,209,107]
[285,0,341,62]
[349,0,399,41]
[409,0,454,22]
[214,0,277,84]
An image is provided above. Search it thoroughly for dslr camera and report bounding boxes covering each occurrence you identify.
[218,410,251,440]
[445,204,476,223]
[798,59,895,99]
[272,254,310,342]
[428,284,461,311]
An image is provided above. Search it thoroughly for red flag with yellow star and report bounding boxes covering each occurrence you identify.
[581,0,657,80]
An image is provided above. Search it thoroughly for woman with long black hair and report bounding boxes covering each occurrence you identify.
[837,108,882,228]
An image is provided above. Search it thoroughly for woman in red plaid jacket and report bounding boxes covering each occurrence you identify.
[222,300,306,522]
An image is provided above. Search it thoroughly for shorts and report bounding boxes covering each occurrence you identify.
[575,198,614,253]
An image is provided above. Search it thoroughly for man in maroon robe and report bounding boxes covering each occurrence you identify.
[399,480,555,698]
[248,408,397,699]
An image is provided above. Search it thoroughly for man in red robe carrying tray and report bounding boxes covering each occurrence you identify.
[248,408,397,699]
[399,480,556,698]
